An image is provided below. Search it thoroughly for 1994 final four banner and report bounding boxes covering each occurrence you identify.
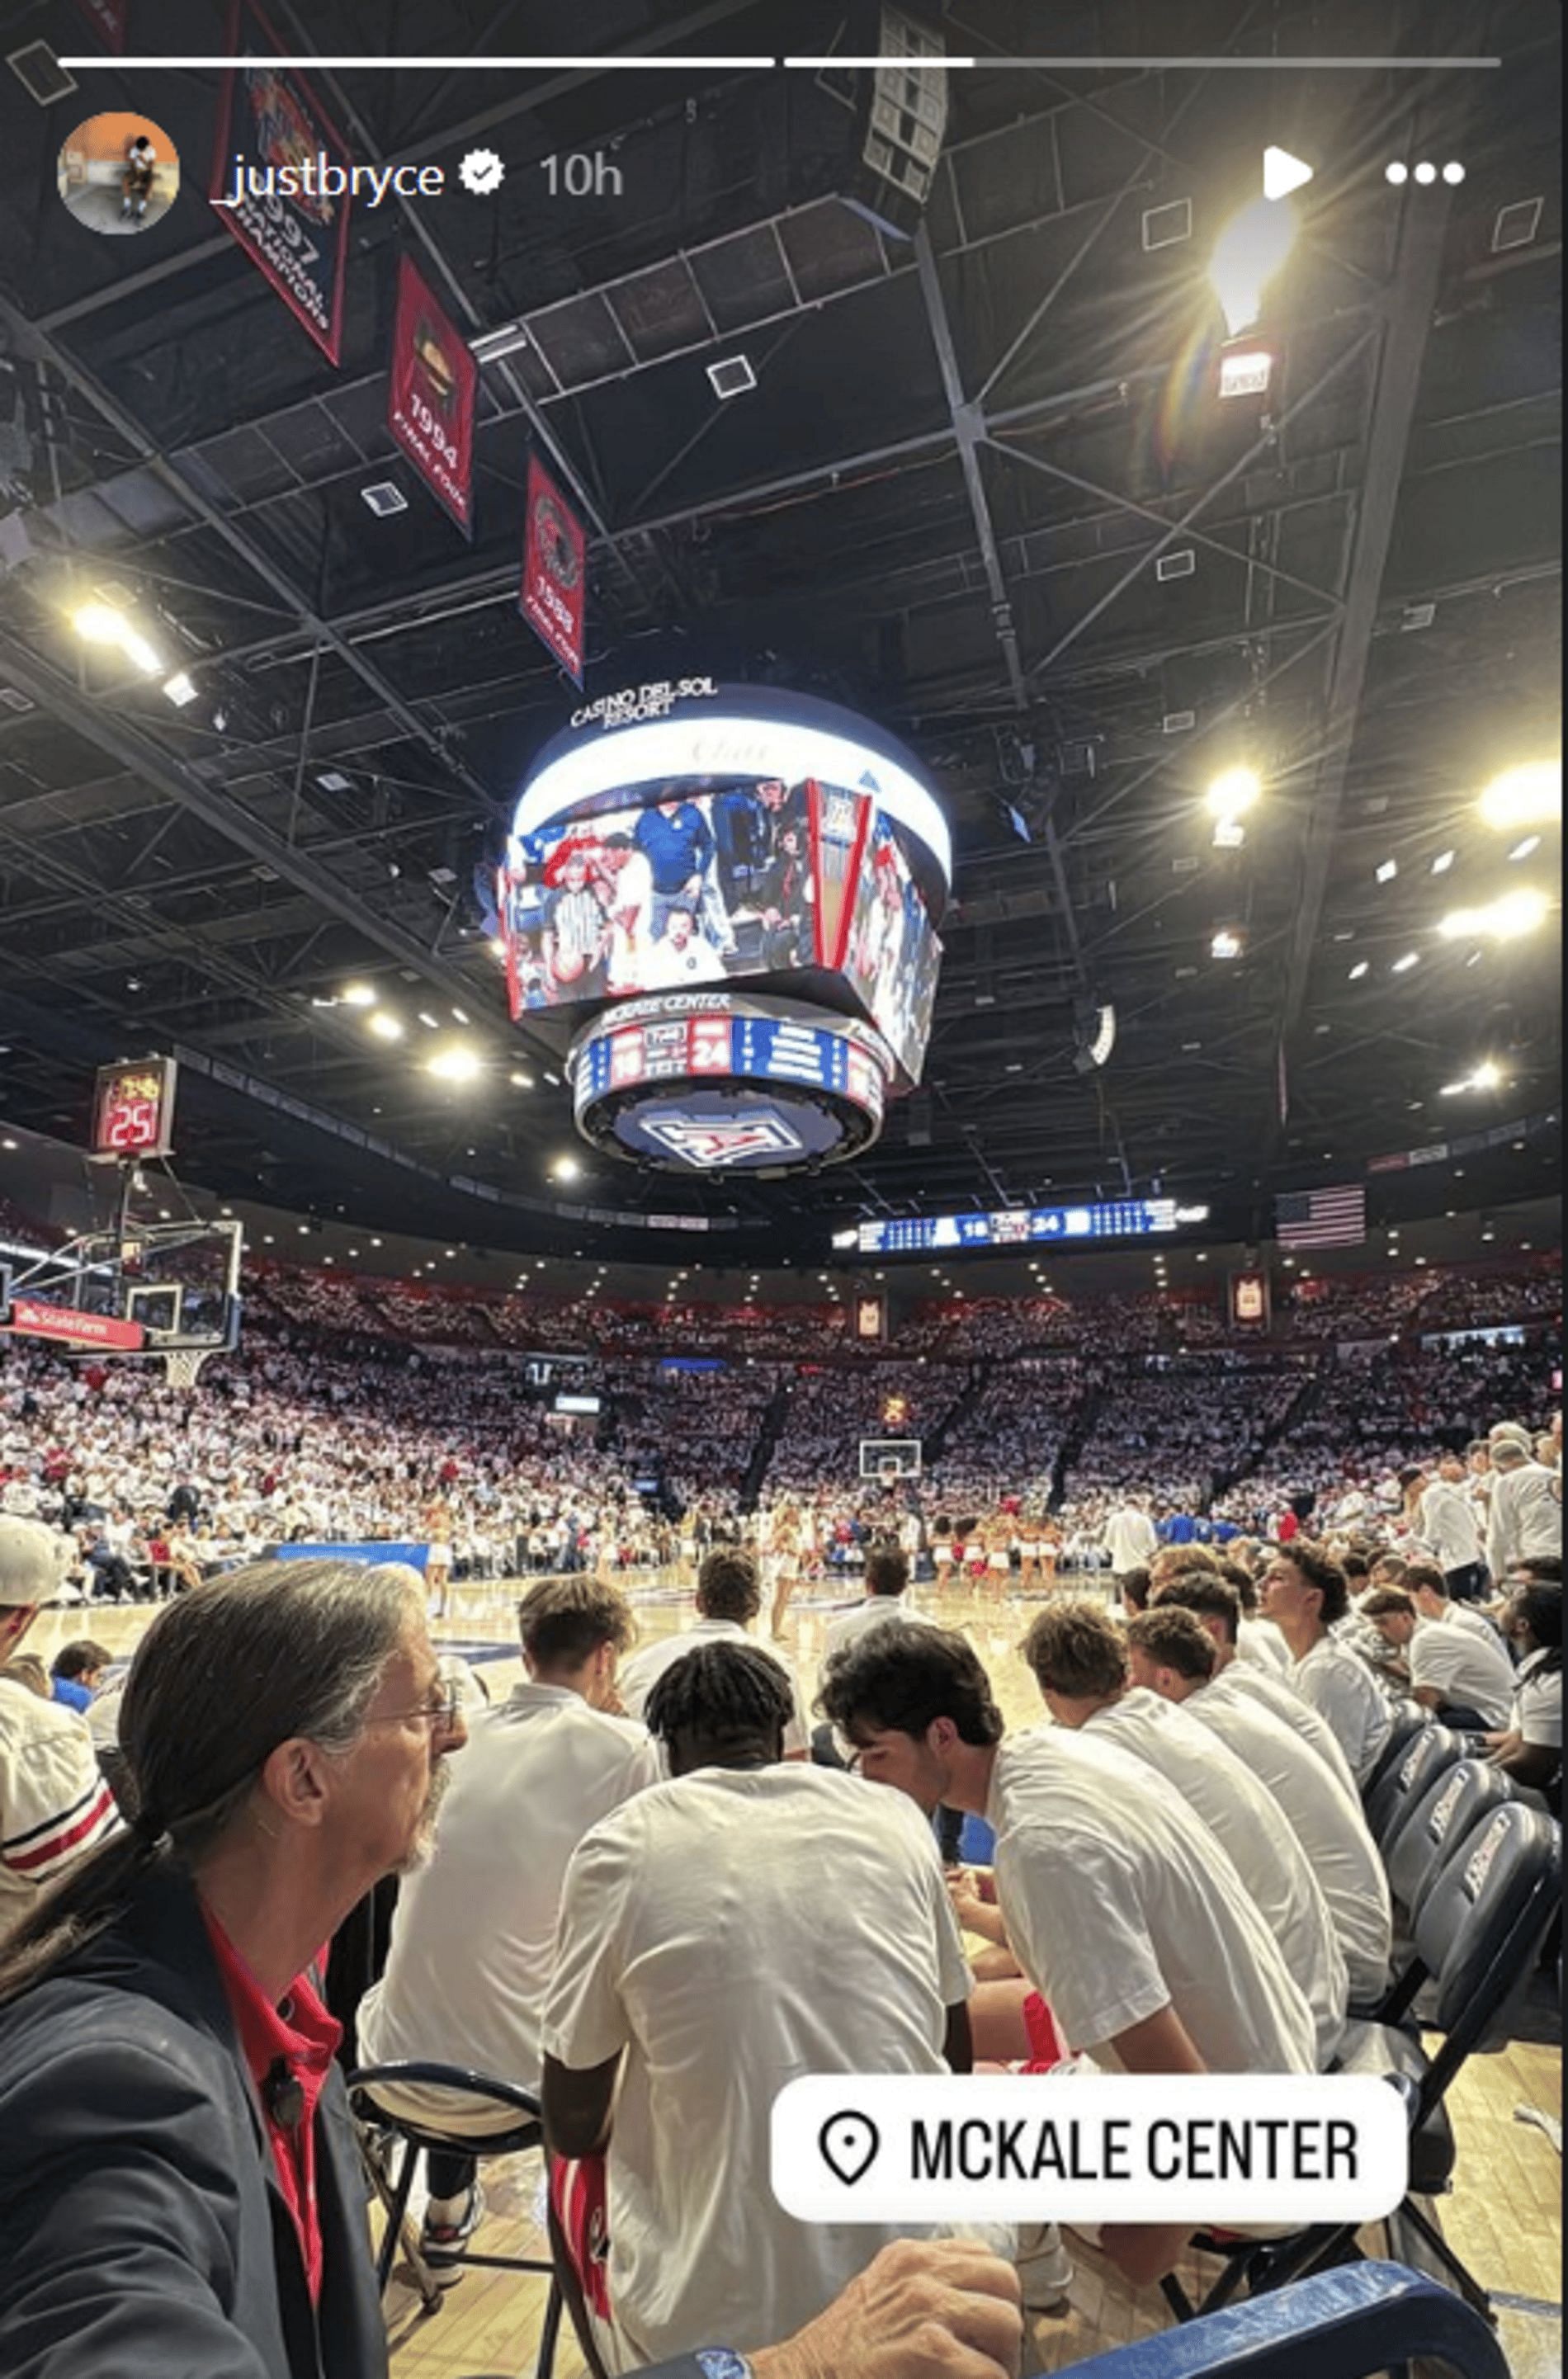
[388,254,478,536]
[210,0,354,365]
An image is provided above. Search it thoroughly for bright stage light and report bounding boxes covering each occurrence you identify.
[1438,886,1551,942]
[426,1043,482,1082]
[1210,195,1300,337]
[367,1012,404,1041]
[1211,928,1244,961]
[71,601,129,644]
[342,983,378,1008]
[162,671,198,707]
[1205,765,1261,819]
[1478,760,1560,829]
[1441,1060,1506,1096]
[551,1155,581,1181]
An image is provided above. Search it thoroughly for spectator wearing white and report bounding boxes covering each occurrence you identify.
[0,1518,120,1935]
[1400,1560,1507,1648]
[357,1575,659,2268]
[1126,1603,1391,2008]
[1149,1546,1289,1675]
[819,1625,1316,2292]
[1262,1542,1394,1785]
[820,1541,933,1663]
[1485,1581,1562,1795]
[1360,1579,1518,1731]
[1152,1570,1360,1801]
[1102,1494,1158,1577]
[1022,1601,1347,2065]
[1485,1435,1563,1581]
[1414,1454,1486,1601]
[542,1640,992,2370]
[617,1546,810,1756]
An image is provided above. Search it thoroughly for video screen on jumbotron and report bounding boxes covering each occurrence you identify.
[498,686,947,1082]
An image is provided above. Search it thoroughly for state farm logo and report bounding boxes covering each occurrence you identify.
[640,1110,807,1168]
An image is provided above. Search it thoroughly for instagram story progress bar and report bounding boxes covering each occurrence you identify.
[64,51,1502,70]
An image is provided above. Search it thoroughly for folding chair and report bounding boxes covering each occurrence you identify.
[1383,1759,1514,1928]
[1084,2259,1509,2378]
[1163,1803,1560,2326]
[346,2059,564,2377]
[1364,1724,1466,1856]
[1360,1699,1429,1799]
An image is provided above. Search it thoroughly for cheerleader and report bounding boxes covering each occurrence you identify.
[931,1512,956,1596]
[768,1498,802,1640]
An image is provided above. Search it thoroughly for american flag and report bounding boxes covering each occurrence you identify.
[1276,1184,1367,1249]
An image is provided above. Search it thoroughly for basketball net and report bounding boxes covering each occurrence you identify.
[163,1347,215,1390]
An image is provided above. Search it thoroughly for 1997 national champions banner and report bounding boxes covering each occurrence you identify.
[210,0,354,365]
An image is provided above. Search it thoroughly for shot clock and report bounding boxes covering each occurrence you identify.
[92,1057,177,1160]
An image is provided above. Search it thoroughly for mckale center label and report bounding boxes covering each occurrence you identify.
[771,2075,1407,2228]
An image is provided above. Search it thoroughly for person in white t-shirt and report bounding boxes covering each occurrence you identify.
[1485,1580,1561,1795]
[541,1639,988,2371]
[0,1518,121,1938]
[617,1545,810,1755]
[638,903,724,989]
[1263,1541,1393,1784]
[820,1541,933,1664]
[1413,1455,1486,1600]
[819,1622,1316,2292]
[1103,1495,1158,1577]
[1022,1599,1346,2064]
[1361,1583,1518,1730]
[1485,1440,1563,1579]
[1150,1570,1361,1798]
[357,1575,659,2272]
[1126,1604,1391,2005]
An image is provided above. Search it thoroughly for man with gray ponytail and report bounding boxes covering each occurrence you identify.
[0,1556,465,2379]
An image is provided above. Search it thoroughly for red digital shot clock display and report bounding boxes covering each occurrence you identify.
[92,1058,177,1159]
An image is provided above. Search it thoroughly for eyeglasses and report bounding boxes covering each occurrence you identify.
[364,1682,462,1732]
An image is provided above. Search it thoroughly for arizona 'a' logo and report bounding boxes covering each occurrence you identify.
[640,1110,806,1168]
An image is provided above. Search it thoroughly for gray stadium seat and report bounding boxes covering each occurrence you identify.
[1363,1722,1466,1853]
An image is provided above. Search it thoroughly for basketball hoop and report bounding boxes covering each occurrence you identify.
[163,1346,215,1390]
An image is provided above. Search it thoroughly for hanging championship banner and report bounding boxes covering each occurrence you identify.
[210,0,354,366]
[519,453,587,685]
[388,253,477,536]
[73,0,130,50]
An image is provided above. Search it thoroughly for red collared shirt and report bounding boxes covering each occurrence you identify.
[201,1905,342,2304]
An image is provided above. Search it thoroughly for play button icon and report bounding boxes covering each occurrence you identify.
[1263,145,1315,201]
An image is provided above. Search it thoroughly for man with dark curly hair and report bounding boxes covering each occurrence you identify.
[1262,1541,1394,1783]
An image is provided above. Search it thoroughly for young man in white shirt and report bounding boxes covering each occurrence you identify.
[357,1574,659,2269]
[1103,1494,1157,1578]
[819,1624,1316,2292]
[1414,1454,1486,1602]
[1022,1601,1346,2065]
[617,1546,810,1754]
[1485,1580,1562,1796]
[541,1640,990,2370]
[1126,1604,1392,2007]
[1361,1584,1518,1731]
[820,1541,930,1663]
[1150,1571,1360,1800]
[1262,1541,1394,1785]
[1485,1438,1563,1580]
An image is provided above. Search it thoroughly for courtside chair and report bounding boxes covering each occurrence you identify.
[1084,2261,1509,2379]
[1360,1700,1430,1800]
[1383,1761,1515,1931]
[1164,1803,1561,2327]
[1365,1725,1467,1856]
[347,2059,564,2378]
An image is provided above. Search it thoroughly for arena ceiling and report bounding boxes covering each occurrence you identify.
[0,0,1560,1271]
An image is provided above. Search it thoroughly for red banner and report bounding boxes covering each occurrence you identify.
[7,1300,144,1351]
[210,0,354,366]
[519,454,587,685]
[388,253,477,537]
[73,0,129,50]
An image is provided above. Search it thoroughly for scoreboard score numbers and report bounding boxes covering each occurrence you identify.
[92,1058,178,1160]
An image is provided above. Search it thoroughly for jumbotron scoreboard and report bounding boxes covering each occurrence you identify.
[840,1196,1211,1257]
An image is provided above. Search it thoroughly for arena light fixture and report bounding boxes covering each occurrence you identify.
[367,1011,404,1041]
[510,1070,535,1089]
[1209,193,1300,337]
[1204,764,1261,819]
[1509,834,1542,861]
[1441,1060,1507,1095]
[1430,849,1456,875]
[1348,960,1370,979]
[1477,760,1560,829]
[1438,886,1551,941]
[1376,858,1399,884]
[71,598,163,677]
[1391,951,1420,973]
[426,1042,482,1083]
[551,1154,581,1182]
[342,983,378,1008]
[1211,928,1244,960]
[162,670,198,707]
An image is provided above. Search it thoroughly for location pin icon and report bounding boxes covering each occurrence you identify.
[819,2109,881,2188]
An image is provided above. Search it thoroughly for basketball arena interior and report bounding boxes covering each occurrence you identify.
[0,7,1560,2378]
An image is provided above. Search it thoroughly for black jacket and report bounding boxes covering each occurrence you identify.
[0,1864,387,2379]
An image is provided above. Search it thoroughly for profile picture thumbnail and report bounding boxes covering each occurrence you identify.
[58,113,179,236]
